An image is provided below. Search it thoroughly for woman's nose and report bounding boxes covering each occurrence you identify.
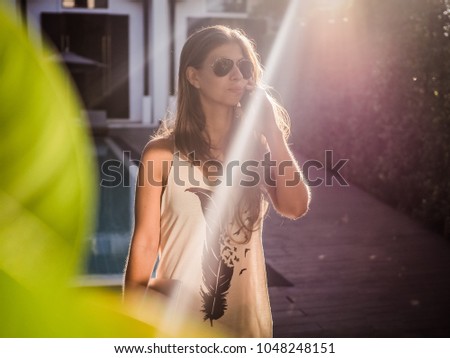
[230,64,244,80]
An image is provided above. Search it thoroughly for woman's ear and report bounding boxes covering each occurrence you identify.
[186,66,200,89]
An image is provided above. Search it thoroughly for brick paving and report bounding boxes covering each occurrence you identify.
[265,155,450,337]
[111,128,450,338]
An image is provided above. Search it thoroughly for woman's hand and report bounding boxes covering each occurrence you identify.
[238,81,310,220]
[239,80,282,141]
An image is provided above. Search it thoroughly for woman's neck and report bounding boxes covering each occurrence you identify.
[201,101,235,150]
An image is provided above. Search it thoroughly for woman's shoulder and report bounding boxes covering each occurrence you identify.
[141,134,174,163]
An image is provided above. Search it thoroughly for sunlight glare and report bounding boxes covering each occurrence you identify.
[146,0,305,335]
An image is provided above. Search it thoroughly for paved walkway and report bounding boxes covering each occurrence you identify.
[110,128,450,338]
[266,153,450,337]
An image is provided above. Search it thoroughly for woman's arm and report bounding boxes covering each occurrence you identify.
[256,92,311,220]
[263,122,311,220]
[123,138,173,301]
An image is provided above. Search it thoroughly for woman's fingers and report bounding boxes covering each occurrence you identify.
[234,104,244,120]
[245,78,256,91]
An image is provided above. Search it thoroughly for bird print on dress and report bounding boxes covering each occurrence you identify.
[185,187,251,326]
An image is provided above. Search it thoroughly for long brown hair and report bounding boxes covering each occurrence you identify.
[155,25,290,242]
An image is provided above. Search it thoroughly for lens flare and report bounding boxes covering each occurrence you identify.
[168,0,301,335]
[142,0,304,335]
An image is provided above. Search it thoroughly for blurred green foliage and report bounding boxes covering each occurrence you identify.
[0,5,208,337]
[287,0,450,237]
[0,4,153,337]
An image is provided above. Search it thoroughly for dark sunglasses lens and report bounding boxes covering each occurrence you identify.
[213,58,234,77]
[238,60,253,79]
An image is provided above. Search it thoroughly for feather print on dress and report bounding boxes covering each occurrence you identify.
[185,187,234,326]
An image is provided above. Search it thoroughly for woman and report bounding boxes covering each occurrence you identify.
[124,25,310,337]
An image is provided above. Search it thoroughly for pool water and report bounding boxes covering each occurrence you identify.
[82,138,135,281]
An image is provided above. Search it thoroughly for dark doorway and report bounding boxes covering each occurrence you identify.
[41,13,129,119]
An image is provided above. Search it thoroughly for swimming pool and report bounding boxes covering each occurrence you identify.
[78,137,137,287]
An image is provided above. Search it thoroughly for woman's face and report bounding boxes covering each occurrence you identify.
[188,42,250,108]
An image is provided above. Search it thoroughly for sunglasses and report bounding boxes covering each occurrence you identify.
[210,57,254,80]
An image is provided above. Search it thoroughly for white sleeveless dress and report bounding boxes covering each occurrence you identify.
[156,150,272,337]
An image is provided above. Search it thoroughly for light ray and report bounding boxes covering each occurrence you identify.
[153,0,306,335]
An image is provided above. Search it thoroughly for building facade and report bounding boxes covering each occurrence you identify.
[8,0,265,128]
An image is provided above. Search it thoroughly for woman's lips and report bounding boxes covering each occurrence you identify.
[228,87,244,95]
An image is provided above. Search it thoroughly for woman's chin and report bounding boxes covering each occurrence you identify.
[227,99,240,107]
[218,100,239,108]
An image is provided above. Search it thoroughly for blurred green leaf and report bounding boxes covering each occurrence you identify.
[0,5,210,338]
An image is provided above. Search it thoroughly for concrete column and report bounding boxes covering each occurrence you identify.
[150,0,170,127]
